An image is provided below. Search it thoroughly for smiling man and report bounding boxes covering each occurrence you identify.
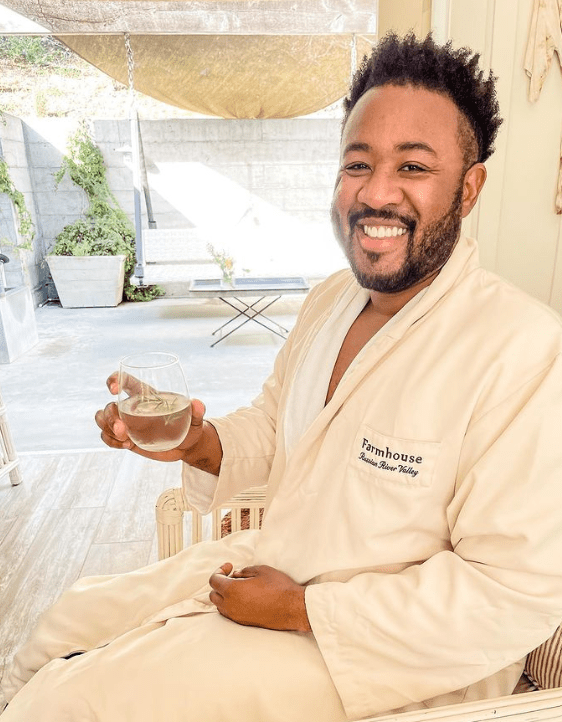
[4,33,562,722]
[332,85,483,295]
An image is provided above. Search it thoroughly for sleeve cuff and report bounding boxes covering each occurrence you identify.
[181,463,219,515]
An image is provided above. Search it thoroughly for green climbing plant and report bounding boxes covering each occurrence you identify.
[52,122,163,302]
[0,158,35,250]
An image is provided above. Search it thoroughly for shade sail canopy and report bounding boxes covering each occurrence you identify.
[62,33,374,118]
[0,1,377,36]
[0,1,377,118]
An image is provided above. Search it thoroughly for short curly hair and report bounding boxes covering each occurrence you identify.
[343,32,503,165]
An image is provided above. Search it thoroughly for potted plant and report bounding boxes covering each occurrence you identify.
[48,217,130,308]
[207,243,236,287]
[47,123,162,308]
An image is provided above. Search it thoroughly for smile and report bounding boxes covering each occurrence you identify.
[362,225,407,239]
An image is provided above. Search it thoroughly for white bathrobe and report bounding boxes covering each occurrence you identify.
[3,236,562,722]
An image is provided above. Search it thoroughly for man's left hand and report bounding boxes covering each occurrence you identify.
[209,562,311,632]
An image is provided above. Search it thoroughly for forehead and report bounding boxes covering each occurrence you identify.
[342,84,464,161]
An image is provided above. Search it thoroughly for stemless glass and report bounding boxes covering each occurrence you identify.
[117,352,192,452]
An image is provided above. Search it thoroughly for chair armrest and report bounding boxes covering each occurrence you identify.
[359,687,562,722]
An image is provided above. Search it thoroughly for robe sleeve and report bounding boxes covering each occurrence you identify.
[181,353,288,513]
[305,355,562,720]
[182,277,318,513]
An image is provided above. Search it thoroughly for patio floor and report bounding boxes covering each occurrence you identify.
[1,294,304,453]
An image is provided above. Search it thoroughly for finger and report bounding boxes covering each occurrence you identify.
[211,562,233,579]
[190,399,206,428]
[96,402,130,441]
[94,402,119,431]
[95,404,134,450]
[99,428,133,451]
[209,573,231,594]
[116,370,146,397]
[209,590,223,606]
[94,408,106,432]
[217,562,233,576]
[111,416,130,441]
[106,371,120,395]
[232,566,260,578]
[209,562,234,591]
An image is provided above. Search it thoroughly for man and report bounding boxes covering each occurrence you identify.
[3,33,562,722]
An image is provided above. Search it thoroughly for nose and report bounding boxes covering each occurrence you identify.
[356,167,404,208]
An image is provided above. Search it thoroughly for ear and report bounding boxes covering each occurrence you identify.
[461,162,487,218]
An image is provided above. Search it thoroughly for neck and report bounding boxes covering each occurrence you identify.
[367,269,439,319]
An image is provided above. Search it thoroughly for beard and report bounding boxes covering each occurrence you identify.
[332,183,464,293]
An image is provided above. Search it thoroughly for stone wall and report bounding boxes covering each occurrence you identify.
[96,117,346,279]
[0,114,43,302]
[2,114,347,304]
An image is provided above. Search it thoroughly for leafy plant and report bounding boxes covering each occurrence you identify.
[53,123,163,302]
[51,218,131,257]
[0,36,69,66]
[0,158,34,251]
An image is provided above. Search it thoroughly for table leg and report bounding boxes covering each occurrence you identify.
[210,295,288,346]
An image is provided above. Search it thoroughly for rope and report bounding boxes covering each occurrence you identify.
[124,32,135,111]
[350,34,357,82]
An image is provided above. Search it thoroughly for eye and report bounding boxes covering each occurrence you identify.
[343,162,371,176]
[400,163,428,173]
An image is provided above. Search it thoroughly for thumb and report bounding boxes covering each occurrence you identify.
[232,566,260,578]
[106,371,120,396]
[190,398,206,428]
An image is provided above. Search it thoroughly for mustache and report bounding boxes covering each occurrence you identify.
[348,208,416,234]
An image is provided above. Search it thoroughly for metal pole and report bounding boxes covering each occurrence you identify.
[138,127,157,229]
[130,107,145,283]
[125,32,145,285]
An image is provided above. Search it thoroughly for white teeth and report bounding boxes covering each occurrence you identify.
[363,225,406,238]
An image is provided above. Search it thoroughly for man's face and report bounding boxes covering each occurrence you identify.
[331,84,479,293]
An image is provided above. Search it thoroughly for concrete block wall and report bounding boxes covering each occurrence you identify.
[0,114,348,303]
[93,116,344,226]
[0,114,44,302]
[18,118,85,300]
[95,117,346,277]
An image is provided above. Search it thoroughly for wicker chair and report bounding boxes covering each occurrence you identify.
[155,485,266,560]
[0,388,21,486]
[155,484,562,722]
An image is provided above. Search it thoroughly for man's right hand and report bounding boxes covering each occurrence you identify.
[94,371,223,473]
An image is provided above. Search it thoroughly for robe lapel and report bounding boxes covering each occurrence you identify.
[283,236,480,470]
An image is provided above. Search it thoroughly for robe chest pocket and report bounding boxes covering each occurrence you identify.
[352,425,441,488]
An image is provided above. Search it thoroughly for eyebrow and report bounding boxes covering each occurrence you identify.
[395,141,438,157]
[342,141,439,157]
[342,142,371,155]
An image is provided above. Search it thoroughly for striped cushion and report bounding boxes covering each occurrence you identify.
[525,626,562,689]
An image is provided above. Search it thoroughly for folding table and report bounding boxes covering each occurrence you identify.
[189,277,310,346]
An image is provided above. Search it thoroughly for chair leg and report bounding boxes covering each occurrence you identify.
[155,487,188,560]
[0,390,22,486]
[8,462,22,486]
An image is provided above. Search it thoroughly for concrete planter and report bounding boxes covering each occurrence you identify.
[0,286,39,363]
[47,255,127,308]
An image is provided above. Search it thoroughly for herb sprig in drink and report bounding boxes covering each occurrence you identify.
[117,353,191,452]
